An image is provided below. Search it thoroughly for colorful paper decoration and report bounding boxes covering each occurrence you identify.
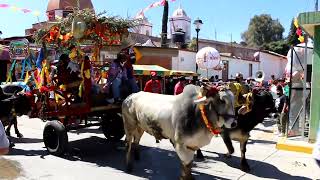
[9,39,30,60]
[136,0,176,18]
[294,18,305,43]
[0,3,40,16]
[298,36,305,43]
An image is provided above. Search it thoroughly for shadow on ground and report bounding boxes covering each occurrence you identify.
[64,136,230,180]
[202,151,311,180]
[10,137,43,144]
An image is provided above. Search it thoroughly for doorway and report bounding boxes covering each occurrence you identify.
[222,61,229,81]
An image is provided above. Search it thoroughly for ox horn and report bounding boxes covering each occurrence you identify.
[194,96,208,104]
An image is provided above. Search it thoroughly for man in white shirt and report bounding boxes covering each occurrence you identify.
[0,121,9,155]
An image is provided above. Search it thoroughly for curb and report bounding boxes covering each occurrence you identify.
[276,137,314,154]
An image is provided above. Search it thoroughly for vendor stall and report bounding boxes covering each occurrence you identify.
[133,64,170,76]
[169,70,198,77]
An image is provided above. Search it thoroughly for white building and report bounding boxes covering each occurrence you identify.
[132,13,153,36]
[258,51,288,80]
[172,49,286,81]
[169,5,191,42]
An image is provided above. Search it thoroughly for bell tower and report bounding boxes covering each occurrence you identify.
[169,5,191,42]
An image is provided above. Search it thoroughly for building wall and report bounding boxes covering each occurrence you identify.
[137,56,172,70]
[225,57,259,80]
[172,50,196,72]
[198,40,258,61]
[172,50,259,80]
[259,52,287,80]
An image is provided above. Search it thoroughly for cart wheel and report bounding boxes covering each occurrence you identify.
[43,120,68,156]
[101,114,125,142]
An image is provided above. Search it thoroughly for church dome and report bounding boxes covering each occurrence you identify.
[172,6,188,17]
[47,0,94,12]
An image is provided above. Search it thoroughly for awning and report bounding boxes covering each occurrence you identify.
[170,70,198,77]
[133,65,170,76]
[0,45,10,61]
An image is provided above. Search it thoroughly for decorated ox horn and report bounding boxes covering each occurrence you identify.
[194,85,219,104]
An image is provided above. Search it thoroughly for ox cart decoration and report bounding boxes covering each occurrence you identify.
[29,9,136,156]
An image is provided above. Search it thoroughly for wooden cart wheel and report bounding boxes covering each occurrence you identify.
[43,120,68,156]
[101,113,125,142]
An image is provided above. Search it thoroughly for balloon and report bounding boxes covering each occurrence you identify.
[196,47,221,70]
[72,17,87,39]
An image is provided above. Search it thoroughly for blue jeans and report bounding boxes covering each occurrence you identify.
[112,78,121,99]
[128,78,139,93]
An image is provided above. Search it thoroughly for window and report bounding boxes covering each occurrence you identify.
[249,64,253,77]
[180,57,184,62]
[63,11,73,18]
[146,30,150,36]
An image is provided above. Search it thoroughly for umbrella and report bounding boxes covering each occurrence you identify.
[0,45,10,60]
[196,47,221,70]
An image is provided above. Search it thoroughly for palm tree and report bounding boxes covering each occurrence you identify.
[161,0,168,47]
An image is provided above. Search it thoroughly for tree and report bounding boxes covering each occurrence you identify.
[287,18,300,46]
[263,40,290,56]
[187,38,197,51]
[242,14,285,47]
[161,0,169,47]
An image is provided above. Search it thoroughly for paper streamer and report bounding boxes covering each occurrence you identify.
[136,0,176,18]
[0,3,40,16]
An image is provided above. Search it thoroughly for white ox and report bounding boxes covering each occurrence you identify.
[122,84,237,180]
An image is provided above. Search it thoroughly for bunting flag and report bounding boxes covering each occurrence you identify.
[136,0,176,18]
[294,18,305,43]
[0,3,40,16]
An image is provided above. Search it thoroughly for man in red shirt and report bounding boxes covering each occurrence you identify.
[144,72,162,94]
[174,76,187,95]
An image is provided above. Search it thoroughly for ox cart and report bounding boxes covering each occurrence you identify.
[24,9,136,156]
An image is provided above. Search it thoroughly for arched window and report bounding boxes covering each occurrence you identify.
[146,30,150,36]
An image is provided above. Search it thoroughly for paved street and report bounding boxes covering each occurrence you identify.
[0,116,319,180]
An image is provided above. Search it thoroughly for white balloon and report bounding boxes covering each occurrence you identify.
[196,47,221,70]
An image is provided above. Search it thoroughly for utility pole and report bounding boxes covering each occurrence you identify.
[316,0,318,11]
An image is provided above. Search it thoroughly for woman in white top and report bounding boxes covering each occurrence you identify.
[0,121,9,155]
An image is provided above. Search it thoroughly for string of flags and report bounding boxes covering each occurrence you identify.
[136,0,176,18]
[294,18,305,43]
[0,3,40,16]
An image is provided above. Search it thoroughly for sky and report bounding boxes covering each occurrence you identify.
[0,0,316,43]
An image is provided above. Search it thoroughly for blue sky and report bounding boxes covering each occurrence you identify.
[0,0,315,42]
